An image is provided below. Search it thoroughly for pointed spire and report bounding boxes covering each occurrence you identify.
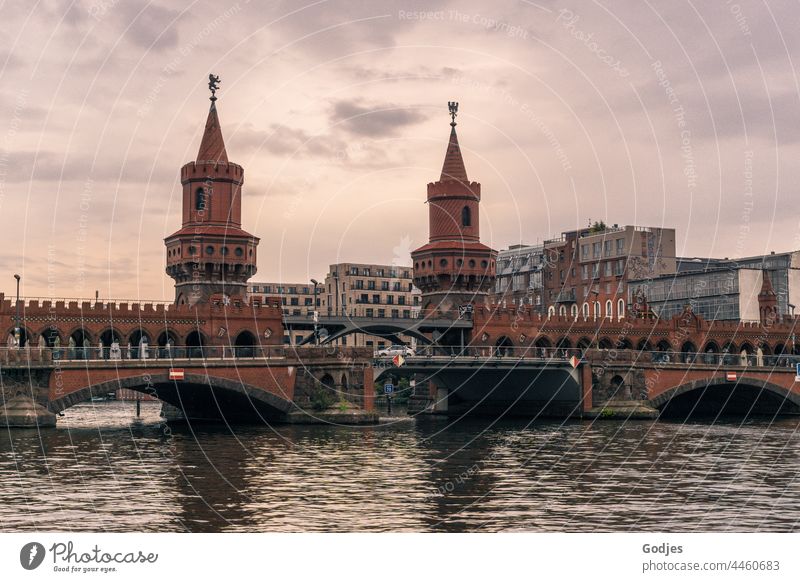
[196,101,228,164]
[440,101,468,182]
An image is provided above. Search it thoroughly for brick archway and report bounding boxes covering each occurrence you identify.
[48,372,294,420]
[649,376,800,411]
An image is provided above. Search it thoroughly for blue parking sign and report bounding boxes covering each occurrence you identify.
[384,383,394,394]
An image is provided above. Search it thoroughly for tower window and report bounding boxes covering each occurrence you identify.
[205,245,215,255]
[188,246,197,255]
[462,206,471,227]
[195,188,207,211]
[235,247,244,257]
[221,246,229,256]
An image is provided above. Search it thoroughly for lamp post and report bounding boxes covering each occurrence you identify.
[13,274,20,347]
[310,279,319,345]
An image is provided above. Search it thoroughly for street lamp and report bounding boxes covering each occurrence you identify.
[310,279,319,345]
[13,274,20,347]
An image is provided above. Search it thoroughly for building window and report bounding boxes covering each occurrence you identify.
[618,298,625,319]
[365,308,374,317]
[605,299,613,319]
[350,267,358,275]
[378,309,386,318]
[581,244,589,259]
[367,280,375,290]
[616,238,625,255]
[221,246,228,256]
[593,242,601,258]
[582,265,589,280]
[372,294,380,304]
[195,188,206,211]
[290,298,299,306]
[387,295,394,304]
[604,261,612,276]
[583,302,590,318]
[381,281,389,291]
[462,206,471,227]
[235,247,244,257]
[398,296,406,305]
[205,245,214,255]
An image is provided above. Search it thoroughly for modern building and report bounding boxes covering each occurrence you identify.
[631,250,800,322]
[319,262,420,349]
[492,243,545,310]
[247,282,322,316]
[542,223,677,320]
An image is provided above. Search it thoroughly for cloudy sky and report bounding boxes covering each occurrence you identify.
[1,0,798,300]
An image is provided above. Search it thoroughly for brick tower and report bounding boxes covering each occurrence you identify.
[411,102,497,316]
[759,270,779,325]
[165,76,259,306]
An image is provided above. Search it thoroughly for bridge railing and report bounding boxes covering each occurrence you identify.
[0,345,337,363]
[393,346,800,368]
[286,308,467,322]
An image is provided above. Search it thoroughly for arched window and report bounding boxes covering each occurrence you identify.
[582,302,590,318]
[605,300,613,319]
[195,188,206,211]
[618,298,625,319]
[593,301,601,319]
[559,305,566,316]
[461,206,471,227]
[547,306,555,318]
[570,304,578,319]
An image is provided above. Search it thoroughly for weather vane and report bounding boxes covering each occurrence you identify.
[208,74,221,102]
[448,101,459,126]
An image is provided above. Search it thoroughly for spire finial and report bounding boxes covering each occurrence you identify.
[208,74,221,102]
[448,101,458,126]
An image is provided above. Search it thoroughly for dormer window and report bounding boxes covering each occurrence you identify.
[462,206,471,227]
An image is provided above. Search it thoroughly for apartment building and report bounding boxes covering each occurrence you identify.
[542,223,677,319]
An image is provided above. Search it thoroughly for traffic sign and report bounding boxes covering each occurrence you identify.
[393,354,405,367]
[726,372,737,382]
[384,383,394,394]
[169,368,185,381]
[569,355,580,368]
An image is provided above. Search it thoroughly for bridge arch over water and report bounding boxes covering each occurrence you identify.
[48,372,294,422]
[651,377,800,418]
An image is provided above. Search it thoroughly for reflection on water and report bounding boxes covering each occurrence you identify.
[1,401,799,532]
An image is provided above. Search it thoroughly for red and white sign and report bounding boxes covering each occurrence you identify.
[726,372,737,382]
[169,368,185,381]
[393,355,405,367]
[570,355,580,369]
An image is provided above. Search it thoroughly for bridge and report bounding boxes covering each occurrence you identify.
[372,347,800,419]
[283,310,472,345]
[0,346,376,427]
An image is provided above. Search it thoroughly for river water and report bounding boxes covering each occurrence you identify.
[1,401,799,532]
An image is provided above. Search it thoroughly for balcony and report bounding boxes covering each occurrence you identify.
[554,290,576,303]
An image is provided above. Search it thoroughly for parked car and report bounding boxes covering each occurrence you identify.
[378,345,415,357]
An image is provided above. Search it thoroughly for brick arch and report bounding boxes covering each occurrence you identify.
[36,327,63,346]
[649,377,800,410]
[47,373,294,417]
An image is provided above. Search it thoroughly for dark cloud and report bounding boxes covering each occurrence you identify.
[229,123,347,159]
[330,100,428,136]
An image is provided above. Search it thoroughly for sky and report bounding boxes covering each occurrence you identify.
[1,0,799,300]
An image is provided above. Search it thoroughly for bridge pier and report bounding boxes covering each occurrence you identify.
[0,366,56,428]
